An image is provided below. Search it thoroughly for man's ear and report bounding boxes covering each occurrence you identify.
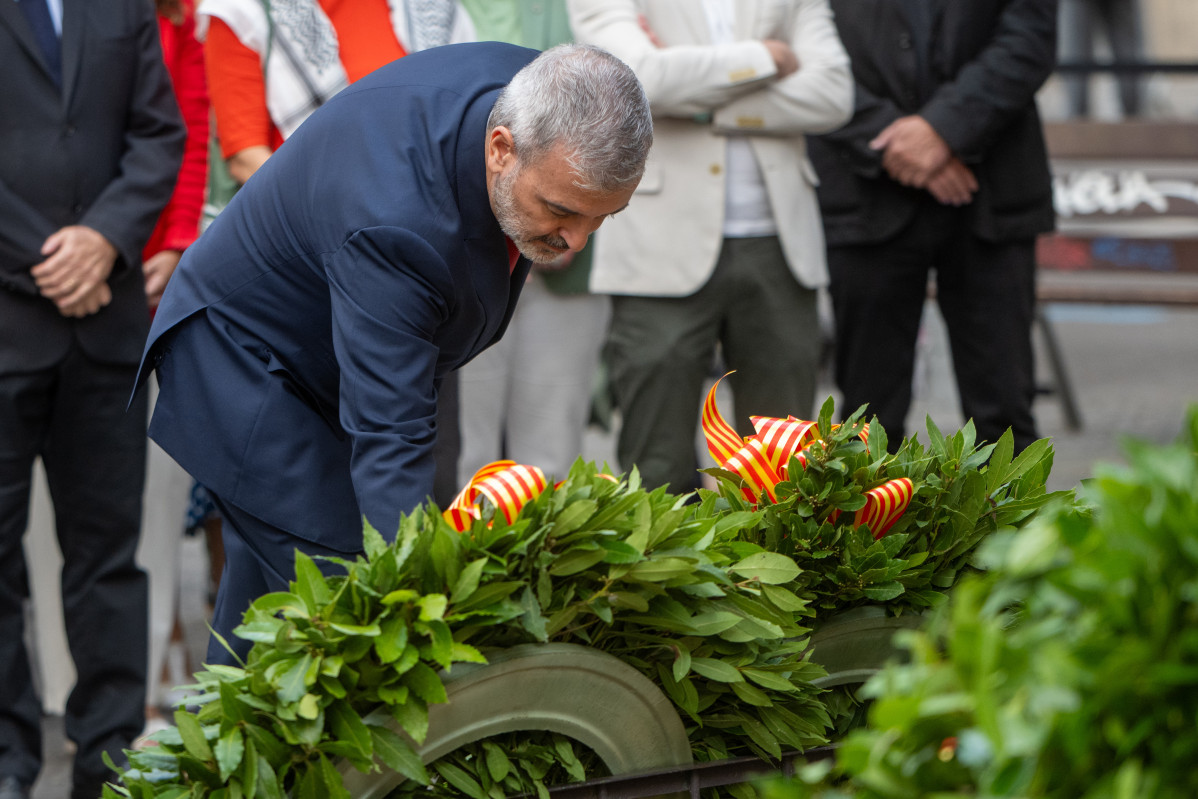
[486,126,517,173]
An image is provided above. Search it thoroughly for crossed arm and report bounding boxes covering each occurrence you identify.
[567,0,852,135]
[827,0,1056,206]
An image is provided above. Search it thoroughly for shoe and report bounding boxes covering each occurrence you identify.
[0,776,30,799]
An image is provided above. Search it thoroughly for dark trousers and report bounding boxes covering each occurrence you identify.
[1059,0,1143,117]
[205,494,353,667]
[0,344,148,795]
[432,369,460,508]
[606,236,821,492]
[828,203,1039,452]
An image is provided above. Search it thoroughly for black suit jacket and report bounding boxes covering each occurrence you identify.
[808,0,1058,246]
[0,0,185,372]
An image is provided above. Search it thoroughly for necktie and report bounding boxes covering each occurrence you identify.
[17,0,62,88]
[505,238,520,273]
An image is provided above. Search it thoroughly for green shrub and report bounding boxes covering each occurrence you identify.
[114,463,829,799]
[112,402,1066,799]
[704,400,1064,621]
[702,402,1064,737]
[777,407,1198,799]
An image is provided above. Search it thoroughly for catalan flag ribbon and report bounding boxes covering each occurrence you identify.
[699,374,911,535]
[854,477,914,539]
[701,380,743,465]
[444,460,548,532]
[722,438,782,504]
[700,374,826,501]
[750,414,821,473]
[443,463,619,532]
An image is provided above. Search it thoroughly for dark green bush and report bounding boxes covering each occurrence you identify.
[113,463,829,799]
[111,402,1065,799]
[774,407,1198,799]
[703,400,1064,621]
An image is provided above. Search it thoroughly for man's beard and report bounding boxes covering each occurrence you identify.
[492,168,570,264]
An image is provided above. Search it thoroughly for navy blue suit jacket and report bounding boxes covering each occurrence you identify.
[139,43,537,548]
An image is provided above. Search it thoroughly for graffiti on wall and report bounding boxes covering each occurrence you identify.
[1038,235,1182,272]
[1042,164,1198,274]
[1054,168,1198,218]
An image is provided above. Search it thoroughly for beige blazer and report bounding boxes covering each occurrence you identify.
[568,0,852,296]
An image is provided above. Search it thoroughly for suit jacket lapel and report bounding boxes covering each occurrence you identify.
[60,0,84,103]
[0,0,56,83]
[455,87,523,356]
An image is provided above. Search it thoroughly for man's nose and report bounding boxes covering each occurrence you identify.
[560,219,595,252]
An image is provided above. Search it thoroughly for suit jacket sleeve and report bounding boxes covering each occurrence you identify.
[806,79,903,178]
[80,1,186,272]
[326,226,452,530]
[711,0,852,137]
[0,181,57,294]
[567,0,779,118]
[148,9,209,255]
[919,0,1057,162]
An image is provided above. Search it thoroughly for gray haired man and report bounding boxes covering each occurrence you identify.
[136,42,652,665]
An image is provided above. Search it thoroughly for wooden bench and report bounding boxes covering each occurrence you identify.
[1033,121,1198,429]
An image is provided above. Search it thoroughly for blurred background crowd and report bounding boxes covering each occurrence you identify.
[3,0,1196,797]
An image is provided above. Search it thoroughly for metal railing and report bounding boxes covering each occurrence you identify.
[1055,60,1198,75]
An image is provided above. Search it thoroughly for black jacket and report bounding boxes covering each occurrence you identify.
[808,0,1058,246]
[0,0,185,371]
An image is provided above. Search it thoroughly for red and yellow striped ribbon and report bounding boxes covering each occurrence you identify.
[444,460,547,531]
[702,375,819,495]
[854,477,914,539]
[475,463,548,524]
[751,414,820,472]
[702,377,744,465]
[699,374,912,535]
[444,463,617,532]
[722,437,782,503]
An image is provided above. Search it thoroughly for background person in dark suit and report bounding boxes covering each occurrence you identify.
[0,1,185,798]
[1059,0,1144,118]
[137,42,653,667]
[808,0,1058,453]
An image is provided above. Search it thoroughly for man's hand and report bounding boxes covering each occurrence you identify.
[31,225,119,314]
[926,157,978,206]
[870,115,952,188]
[59,283,113,318]
[143,248,182,310]
[763,39,799,79]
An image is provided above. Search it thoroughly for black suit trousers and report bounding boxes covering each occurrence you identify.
[0,342,148,787]
[828,199,1040,452]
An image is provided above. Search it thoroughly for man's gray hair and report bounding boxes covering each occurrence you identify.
[488,44,653,193]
